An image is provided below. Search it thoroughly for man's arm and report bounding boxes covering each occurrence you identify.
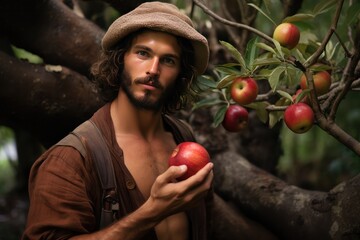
[70,163,214,240]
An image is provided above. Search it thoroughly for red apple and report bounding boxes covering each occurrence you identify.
[222,105,249,132]
[300,71,331,96]
[292,89,309,104]
[168,142,210,181]
[230,77,258,105]
[273,23,300,49]
[284,103,314,134]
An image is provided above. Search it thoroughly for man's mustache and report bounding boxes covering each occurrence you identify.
[135,76,163,89]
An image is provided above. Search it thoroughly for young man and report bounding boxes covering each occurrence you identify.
[22,2,213,240]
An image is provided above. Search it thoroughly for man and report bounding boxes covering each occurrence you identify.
[22,2,213,240]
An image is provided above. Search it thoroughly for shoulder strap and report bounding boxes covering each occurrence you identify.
[163,114,196,142]
[56,120,118,229]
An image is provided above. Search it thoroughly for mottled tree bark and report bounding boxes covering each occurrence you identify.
[0,0,359,239]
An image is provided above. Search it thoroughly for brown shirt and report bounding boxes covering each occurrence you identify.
[22,103,208,240]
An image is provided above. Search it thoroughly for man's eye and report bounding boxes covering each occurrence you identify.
[162,57,176,65]
[137,51,148,57]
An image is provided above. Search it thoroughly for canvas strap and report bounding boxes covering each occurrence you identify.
[56,120,118,229]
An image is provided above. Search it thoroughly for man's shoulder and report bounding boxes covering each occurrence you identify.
[163,114,195,142]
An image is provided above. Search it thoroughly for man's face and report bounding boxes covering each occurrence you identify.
[121,30,181,111]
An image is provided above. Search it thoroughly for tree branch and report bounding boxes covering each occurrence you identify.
[192,0,274,44]
[0,51,104,147]
[306,0,345,67]
[0,0,104,76]
[212,150,360,239]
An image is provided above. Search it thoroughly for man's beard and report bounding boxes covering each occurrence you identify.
[121,70,174,111]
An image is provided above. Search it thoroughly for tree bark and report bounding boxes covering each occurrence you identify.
[212,150,360,239]
[0,51,104,147]
[0,0,104,76]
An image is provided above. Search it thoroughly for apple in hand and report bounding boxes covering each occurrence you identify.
[273,23,300,49]
[284,103,314,134]
[230,77,258,105]
[168,142,210,181]
[300,71,331,96]
[222,105,249,132]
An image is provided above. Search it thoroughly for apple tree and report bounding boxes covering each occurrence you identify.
[0,0,359,239]
[190,0,360,239]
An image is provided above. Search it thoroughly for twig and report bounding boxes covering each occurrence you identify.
[334,30,352,58]
[306,0,345,67]
[329,30,360,120]
[192,0,274,44]
[266,105,287,111]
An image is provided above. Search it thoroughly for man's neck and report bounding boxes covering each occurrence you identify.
[110,95,165,140]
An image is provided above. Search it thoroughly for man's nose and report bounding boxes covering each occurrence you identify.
[147,58,160,76]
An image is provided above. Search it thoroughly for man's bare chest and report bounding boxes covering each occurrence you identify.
[116,134,177,198]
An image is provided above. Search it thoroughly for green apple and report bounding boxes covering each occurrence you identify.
[273,23,300,49]
[284,103,314,134]
[230,77,258,105]
[222,105,249,132]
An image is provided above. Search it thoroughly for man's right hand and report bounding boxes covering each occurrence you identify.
[143,162,214,221]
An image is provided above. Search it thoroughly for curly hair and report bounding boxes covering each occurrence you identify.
[90,29,198,114]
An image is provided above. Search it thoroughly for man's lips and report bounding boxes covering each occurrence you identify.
[136,78,162,90]
[141,82,158,90]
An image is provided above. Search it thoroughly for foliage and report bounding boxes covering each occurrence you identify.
[194,0,359,132]
[0,127,16,194]
[191,0,360,187]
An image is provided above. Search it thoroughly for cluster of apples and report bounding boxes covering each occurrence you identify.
[284,69,331,133]
[222,77,259,132]
[273,22,332,134]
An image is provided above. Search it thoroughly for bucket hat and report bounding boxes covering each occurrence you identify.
[102,1,209,74]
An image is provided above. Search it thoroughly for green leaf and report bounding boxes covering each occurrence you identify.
[325,41,340,61]
[253,57,282,67]
[293,48,306,64]
[213,105,228,127]
[256,42,276,55]
[268,66,286,90]
[283,13,315,23]
[248,3,276,26]
[344,2,360,25]
[246,102,269,124]
[197,75,217,89]
[276,90,293,102]
[269,111,282,128]
[214,65,242,75]
[220,41,247,69]
[217,74,237,89]
[245,37,259,71]
[313,0,337,15]
[272,39,284,59]
[192,97,225,110]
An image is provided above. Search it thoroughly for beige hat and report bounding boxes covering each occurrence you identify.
[102,1,209,74]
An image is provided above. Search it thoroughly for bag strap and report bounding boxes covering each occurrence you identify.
[56,120,118,229]
[163,114,195,142]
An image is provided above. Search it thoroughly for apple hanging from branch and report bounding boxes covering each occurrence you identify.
[273,22,300,49]
[222,105,249,132]
[300,71,331,96]
[230,77,259,105]
[283,103,315,134]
